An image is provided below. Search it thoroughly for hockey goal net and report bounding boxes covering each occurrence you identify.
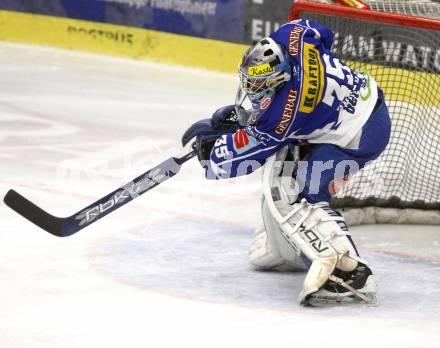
[289,0,440,224]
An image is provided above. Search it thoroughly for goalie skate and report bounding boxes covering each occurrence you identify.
[302,263,378,307]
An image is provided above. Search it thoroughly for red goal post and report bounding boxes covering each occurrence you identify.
[288,0,440,225]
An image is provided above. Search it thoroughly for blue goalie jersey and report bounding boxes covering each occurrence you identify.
[207,19,379,180]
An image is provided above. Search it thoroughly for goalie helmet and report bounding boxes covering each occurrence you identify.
[235,37,291,126]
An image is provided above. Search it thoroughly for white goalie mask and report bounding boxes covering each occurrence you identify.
[235,37,292,126]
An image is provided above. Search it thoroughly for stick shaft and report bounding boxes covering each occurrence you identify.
[4,150,196,237]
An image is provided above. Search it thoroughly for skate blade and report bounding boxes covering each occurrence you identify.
[305,293,378,308]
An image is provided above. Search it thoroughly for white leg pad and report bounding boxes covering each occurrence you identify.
[261,149,369,303]
[249,225,285,269]
[249,198,308,271]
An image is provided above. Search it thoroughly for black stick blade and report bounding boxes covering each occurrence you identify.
[4,190,65,237]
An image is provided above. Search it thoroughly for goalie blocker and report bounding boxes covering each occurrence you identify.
[249,147,377,306]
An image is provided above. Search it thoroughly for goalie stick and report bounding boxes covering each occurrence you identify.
[3,149,197,237]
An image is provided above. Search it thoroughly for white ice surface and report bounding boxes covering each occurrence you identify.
[1,42,440,348]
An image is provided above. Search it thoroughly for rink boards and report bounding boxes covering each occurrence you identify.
[0,10,246,73]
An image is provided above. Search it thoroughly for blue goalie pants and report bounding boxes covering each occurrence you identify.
[296,90,391,204]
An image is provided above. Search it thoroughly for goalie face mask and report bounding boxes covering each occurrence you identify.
[235,37,291,126]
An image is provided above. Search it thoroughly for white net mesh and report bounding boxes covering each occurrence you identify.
[364,0,440,19]
[309,0,440,19]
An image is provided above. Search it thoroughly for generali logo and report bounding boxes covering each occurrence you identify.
[275,89,298,135]
[288,26,304,56]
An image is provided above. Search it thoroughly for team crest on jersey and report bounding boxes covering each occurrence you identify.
[233,129,260,154]
[288,26,304,56]
[274,89,298,135]
[260,97,272,110]
[233,129,249,150]
[299,43,325,114]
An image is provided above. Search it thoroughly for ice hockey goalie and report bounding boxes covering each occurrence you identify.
[182,19,390,306]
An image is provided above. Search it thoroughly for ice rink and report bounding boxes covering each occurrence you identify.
[1,42,440,348]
